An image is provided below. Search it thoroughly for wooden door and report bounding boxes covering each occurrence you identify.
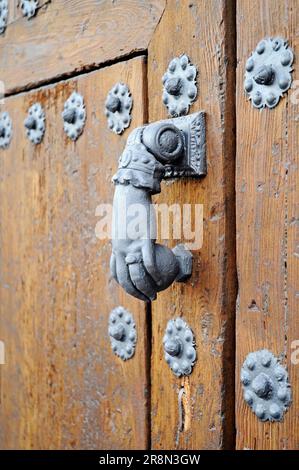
[0,58,151,450]
[148,0,236,449]
[0,0,298,451]
[236,0,299,450]
[0,0,165,451]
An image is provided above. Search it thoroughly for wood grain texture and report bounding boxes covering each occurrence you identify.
[0,0,165,95]
[0,57,150,449]
[148,0,236,449]
[236,0,299,450]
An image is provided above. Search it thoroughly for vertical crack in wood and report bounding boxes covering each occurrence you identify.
[283,99,289,361]
[177,387,186,435]
[176,378,192,446]
[142,54,152,450]
[146,301,152,450]
[221,0,237,450]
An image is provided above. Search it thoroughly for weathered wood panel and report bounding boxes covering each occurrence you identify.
[236,0,299,450]
[0,0,165,94]
[148,0,236,449]
[0,57,150,449]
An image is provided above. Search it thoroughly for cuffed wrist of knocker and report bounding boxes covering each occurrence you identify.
[112,127,165,194]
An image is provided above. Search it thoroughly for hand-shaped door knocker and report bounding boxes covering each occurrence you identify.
[110,112,206,301]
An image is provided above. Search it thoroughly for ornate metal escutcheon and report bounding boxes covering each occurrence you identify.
[24,103,46,144]
[62,92,86,141]
[162,54,197,117]
[0,112,12,149]
[105,82,132,135]
[20,0,39,19]
[244,37,294,109]
[110,112,206,302]
[163,318,196,377]
[0,0,8,34]
[241,349,292,422]
[108,306,137,360]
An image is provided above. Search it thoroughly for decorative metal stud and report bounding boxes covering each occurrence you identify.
[162,54,197,117]
[0,112,12,149]
[105,83,132,135]
[0,0,8,34]
[163,318,196,377]
[241,349,292,422]
[20,0,38,19]
[62,92,86,141]
[108,306,137,360]
[244,37,294,109]
[24,103,45,145]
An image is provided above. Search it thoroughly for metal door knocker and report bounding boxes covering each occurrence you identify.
[62,92,86,141]
[20,0,39,19]
[24,103,45,144]
[244,37,294,109]
[110,112,206,302]
[0,112,12,149]
[0,0,8,34]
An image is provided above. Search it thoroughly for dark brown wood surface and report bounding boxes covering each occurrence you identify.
[236,0,299,450]
[0,0,165,94]
[148,0,237,449]
[0,57,150,449]
[1,0,298,451]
